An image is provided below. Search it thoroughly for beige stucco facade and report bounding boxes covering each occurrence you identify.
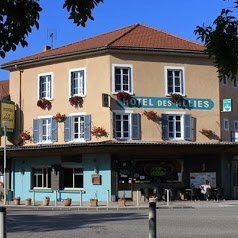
[7,51,220,145]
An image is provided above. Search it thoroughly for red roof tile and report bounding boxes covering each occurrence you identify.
[1,24,205,67]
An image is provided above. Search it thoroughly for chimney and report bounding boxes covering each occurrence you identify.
[43,45,51,52]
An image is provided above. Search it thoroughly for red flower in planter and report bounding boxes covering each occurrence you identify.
[69,96,83,108]
[91,126,108,138]
[37,98,52,110]
[17,130,32,144]
[142,110,161,121]
[53,113,66,122]
[116,91,131,101]
[169,93,183,103]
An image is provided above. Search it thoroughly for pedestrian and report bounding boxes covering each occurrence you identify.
[200,180,211,200]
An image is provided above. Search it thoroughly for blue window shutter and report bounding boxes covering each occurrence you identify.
[71,72,74,96]
[51,118,58,142]
[64,117,71,142]
[48,75,52,98]
[161,114,169,140]
[181,70,184,95]
[84,115,91,141]
[131,113,140,140]
[184,114,192,141]
[39,76,43,99]
[33,119,39,143]
[113,112,116,138]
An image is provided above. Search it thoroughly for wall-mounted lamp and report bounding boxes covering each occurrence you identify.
[20,167,25,175]
[94,165,99,174]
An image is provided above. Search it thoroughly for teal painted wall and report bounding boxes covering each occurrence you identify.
[11,154,111,203]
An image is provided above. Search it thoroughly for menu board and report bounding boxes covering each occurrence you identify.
[190,172,216,188]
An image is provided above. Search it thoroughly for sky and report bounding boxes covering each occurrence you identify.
[0,0,233,80]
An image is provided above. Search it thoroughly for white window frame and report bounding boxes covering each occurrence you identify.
[164,66,185,96]
[164,111,185,140]
[38,115,54,144]
[62,166,84,190]
[69,68,86,97]
[224,118,229,131]
[32,167,51,189]
[38,72,53,100]
[68,112,87,143]
[113,110,134,140]
[234,121,238,131]
[112,64,133,94]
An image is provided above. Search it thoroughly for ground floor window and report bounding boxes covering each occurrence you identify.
[32,168,51,188]
[62,168,83,189]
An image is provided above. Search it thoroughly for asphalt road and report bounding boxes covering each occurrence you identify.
[5,207,238,238]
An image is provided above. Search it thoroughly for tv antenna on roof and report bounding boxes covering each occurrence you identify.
[47,29,57,48]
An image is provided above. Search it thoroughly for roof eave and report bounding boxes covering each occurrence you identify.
[1,46,207,70]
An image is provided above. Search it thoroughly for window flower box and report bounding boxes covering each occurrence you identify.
[142,110,161,121]
[169,93,183,103]
[18,130,31,144]
[91,126,108,138]
[37,98,52,110]
[53,113,66,122]
[116,91,131,101]
[69,96,83,108]
[200,129,213,137]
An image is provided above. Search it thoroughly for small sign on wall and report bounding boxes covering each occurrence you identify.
[223,99,232,112]
[92,174,101,185]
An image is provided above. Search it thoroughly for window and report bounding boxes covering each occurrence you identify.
[165,67,184,95]
[33,117,58,143]
[162,113,193,140]
[64,114,91,142]
[38,73,53,99]
[224,119,229,131]
[62,167,83,189]
[32,168,51,188]
[113,111,140,140]
[112,64,133,94]
[234,121,238,131]
[69,68,86,97]
[222,75,228,86]
[233,79,237,88]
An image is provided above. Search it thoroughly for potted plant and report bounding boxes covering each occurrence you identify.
[91,126,108,138]
[63,198,72,206]
[200,129,213,137]
[53,112,66,123]
[37,98,52,110]
[142,110,161,122]
[42,196,50,206]
[169,93,183,103]
[69,96,83,108]
[90,198,98,207]
[25,198,32,206]
[118,197,126,207]
[116,91,131,101]
[13,197,20,205]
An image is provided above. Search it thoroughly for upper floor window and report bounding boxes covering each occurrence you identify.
[113,111,140,140]
[162,113,193,141]
[64,114,91,142]
[62,167,83,189]
[233,79,237,88]
[234,121,238,131]
[112,64,133,94]
[38,73,53,100]
[224,119,229,131]
[69,68,86,97]
[165,67,185,95]
[33,117,58,143]
[222,75,228,86]
[32,167,51,189]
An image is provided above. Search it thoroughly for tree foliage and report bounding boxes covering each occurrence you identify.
[0,0,103,58]
[194,0,238,80]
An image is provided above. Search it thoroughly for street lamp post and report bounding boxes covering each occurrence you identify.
[2,121,8,206]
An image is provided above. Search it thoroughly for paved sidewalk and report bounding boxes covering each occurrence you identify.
[1,199,238,210]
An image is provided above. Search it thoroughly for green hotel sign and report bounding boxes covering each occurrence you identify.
[117,97,214,110]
